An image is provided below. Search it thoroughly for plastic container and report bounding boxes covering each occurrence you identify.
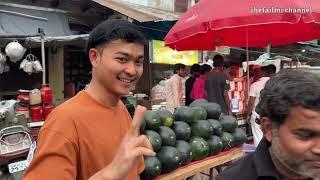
[42,104,53,120]
[30,106,43,122]
[29,89,42,105]
[17,90,30,105]
[40,84,53,105]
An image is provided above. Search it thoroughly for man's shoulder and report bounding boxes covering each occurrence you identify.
[217,153,257,180]
[41,93,88,130]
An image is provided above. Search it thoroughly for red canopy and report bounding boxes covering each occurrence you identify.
[165,0,320,50]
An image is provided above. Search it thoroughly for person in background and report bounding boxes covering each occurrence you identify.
[24,19,155,180]
[218,69,320,179]
[190,64,212,100]
[165,63,187,112]
[206,54,231,114]
[246,65,276,146]
[202,55,214,68]
[185,64,201,106]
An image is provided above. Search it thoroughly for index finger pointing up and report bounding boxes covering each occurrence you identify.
[130,105,147,136]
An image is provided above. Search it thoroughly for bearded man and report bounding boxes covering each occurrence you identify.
[218,69,320,180]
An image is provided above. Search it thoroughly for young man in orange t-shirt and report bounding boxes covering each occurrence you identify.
[23,19,155,180]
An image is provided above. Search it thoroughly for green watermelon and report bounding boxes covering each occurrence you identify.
[172,121,191,141]
[220,115,238,133]
[201,103,221,119]
[220,132,234,151]
[175,140,193,166]
[191,106,207,122]
[141,156,162,180]
[191,120,214,139]
[144,110,161,131]
[190,136,210,161]
[189,99,208,108]
[207,119,223,136]
[157,146,181,173]
[232,128,248,146]
[157,109,174,127]
[206,135,223,155]
[144,130,162,152]
[157,126,176,146]
[173,106,194,124]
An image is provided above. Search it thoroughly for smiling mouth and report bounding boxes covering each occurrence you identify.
[117,77,135,84]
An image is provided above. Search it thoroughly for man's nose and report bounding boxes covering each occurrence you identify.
[124,61,137,75]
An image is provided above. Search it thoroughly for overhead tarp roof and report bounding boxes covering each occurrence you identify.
[25,34,89,47]
[0,2,71,36]
[92,0,182,22]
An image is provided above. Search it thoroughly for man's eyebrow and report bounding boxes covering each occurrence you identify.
[115,51,144,59]
[115,52,129,56]
[293,128,318,134]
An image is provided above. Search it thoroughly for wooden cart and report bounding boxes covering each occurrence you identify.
[156,147,245,180]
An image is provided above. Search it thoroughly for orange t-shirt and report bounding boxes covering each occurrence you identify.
[23,91,144,180]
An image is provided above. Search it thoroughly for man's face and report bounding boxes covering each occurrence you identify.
[90,40,144,96]
[178,68,187,77]
[268,107,320,178]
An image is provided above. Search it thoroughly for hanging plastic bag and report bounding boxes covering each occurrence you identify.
[20,58,28,69]
[0,52,6,64]
[5,41,26,63]
[23,61,33,75]
[32,60,43,72]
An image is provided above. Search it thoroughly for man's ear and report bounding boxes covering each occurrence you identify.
[261,117,273,142]
[89,48,100,67]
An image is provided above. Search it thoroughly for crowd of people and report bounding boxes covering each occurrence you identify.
[166,55,232,115]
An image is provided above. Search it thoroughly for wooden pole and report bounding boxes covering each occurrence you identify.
[40,29,46,85]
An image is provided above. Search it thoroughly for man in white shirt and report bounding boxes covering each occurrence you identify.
[165,63,187,113]
[247,65,276,146]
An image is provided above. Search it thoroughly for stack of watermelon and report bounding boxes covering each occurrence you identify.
[140,99,247,180]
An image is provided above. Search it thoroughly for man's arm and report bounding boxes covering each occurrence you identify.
[224,90,232,114]
[224,76,232,114]
[172,76,183,106]
[246,96,256,123]
[247,83,258,122]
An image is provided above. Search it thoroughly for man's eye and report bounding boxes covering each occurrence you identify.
[136,59,144,65]
[295,132,314,140]
[117,57,127,63]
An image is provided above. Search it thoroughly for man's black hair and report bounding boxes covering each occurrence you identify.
[256,69,320,125]
[200,64,212,75]
[87,19,146,54]
[190,64,200,74]
[174,63,186,74]
[213,54,224,67]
